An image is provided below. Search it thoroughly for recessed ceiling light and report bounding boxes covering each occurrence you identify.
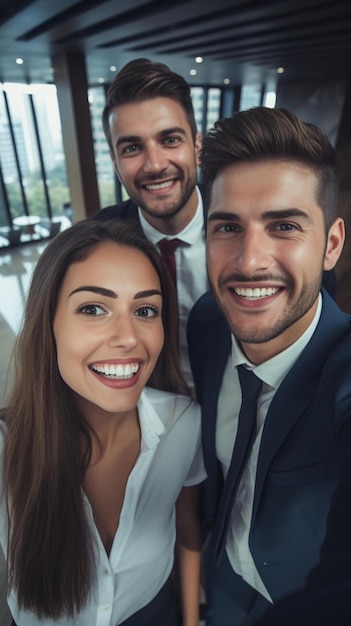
[195,56,203,64]
[98,77,105,83]
[277,66,285,74]
[16,58,24,65]
[190,69,197,76]
[110,65,117,72]
[224,78,230,85]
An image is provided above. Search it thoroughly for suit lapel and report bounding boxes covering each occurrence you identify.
[202,324,231,464]
[252,291,351,520]
[201,311,231,519]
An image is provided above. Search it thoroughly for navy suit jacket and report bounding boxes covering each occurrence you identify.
[254,457,351,624]
[188,289,351,602]
[93,198,141,222]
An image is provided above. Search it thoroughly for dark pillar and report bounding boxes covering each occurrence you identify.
[53,52,100,221]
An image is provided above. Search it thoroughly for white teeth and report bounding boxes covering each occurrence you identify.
[234,287,279,299]
[91,363,139,379]
[145,180,173,190]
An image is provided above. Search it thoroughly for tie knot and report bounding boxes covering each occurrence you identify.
[158,238,182,257]
[237,365,262,401]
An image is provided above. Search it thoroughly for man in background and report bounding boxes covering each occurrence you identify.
[95,58,208,389]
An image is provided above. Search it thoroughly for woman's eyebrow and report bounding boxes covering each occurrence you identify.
[68,287,162,299]
[133,289,162,299]
[69,286,117,298]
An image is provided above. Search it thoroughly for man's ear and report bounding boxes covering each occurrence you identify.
[324,217,345,270]
[195,132,202,165]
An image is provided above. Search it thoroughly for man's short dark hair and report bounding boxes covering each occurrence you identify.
[201,106,338,231]
[102,58,198,152]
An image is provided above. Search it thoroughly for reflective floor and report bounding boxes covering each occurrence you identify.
[0,241,47,408]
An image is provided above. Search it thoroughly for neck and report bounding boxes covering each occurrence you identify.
[142,188,198,236]
[83,406,140,458]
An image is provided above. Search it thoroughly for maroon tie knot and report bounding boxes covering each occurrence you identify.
[158,238,182,285]
[158,238,182,257]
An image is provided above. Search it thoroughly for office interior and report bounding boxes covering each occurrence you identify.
[1,0,351,452]
[0,2,351,621]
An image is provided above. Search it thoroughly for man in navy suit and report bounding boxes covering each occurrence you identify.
[188,107,351,625]
[253,459,351,625]
[94,58,208,388]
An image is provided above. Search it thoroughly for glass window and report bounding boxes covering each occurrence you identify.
[32,84,70,218]
[206,88,221,130]
[240,84,262,111]
[191,87,204,135]
[0,87,26,222]
[263,91,277,108]
[0,82,70,246]
[88,87,116,208]
[6,84,48,219]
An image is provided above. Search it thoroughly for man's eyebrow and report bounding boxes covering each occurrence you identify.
[208,211,239,222]
[116,127,187,149]
[116,135,141,148]
[262,208,313,222]
[208,208,313,222]
[69,286,117,298]
[159,126,187,137]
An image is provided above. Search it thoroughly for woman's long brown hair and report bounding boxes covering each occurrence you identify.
[3,218,189,619]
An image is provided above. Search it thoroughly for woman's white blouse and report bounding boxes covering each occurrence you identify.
[0,387,205,626]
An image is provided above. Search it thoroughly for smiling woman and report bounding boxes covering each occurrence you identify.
[53,242,165,418]
[0,219,205,626]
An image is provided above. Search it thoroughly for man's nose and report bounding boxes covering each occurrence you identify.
[143,145,168,173]
[235,227,273,275]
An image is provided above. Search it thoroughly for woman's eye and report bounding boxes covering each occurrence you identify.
[135,306,159,318]
[78,304,106,316]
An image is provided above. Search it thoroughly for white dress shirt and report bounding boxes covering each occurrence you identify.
[0,387,206,626]
[216,295,322,601]
[139,187,208,389]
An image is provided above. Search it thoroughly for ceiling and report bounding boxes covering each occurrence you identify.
[0,0,351,88]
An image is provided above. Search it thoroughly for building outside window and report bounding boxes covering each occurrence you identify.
[0,83,70,245]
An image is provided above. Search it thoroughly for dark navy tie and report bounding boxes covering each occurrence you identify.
[213,365,262,562]
[158,238,181,286]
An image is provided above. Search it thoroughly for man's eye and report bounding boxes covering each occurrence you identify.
[216,224,238,232]
[123,144,140,154]
[78,304,105,316]
[135,305,159,318]
[275,223,297,231]
[164,136,179,145]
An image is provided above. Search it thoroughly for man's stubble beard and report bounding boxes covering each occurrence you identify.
[133,168,197,221]
[211,270,323,346]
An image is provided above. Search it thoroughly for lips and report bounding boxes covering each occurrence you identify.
[144,180,175,191]
[90,362,140,380]
[234,286,280,299]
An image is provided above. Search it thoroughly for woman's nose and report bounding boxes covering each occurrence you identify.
[108,315,138,349]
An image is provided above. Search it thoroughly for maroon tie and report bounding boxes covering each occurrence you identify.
[158,238,181,286]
